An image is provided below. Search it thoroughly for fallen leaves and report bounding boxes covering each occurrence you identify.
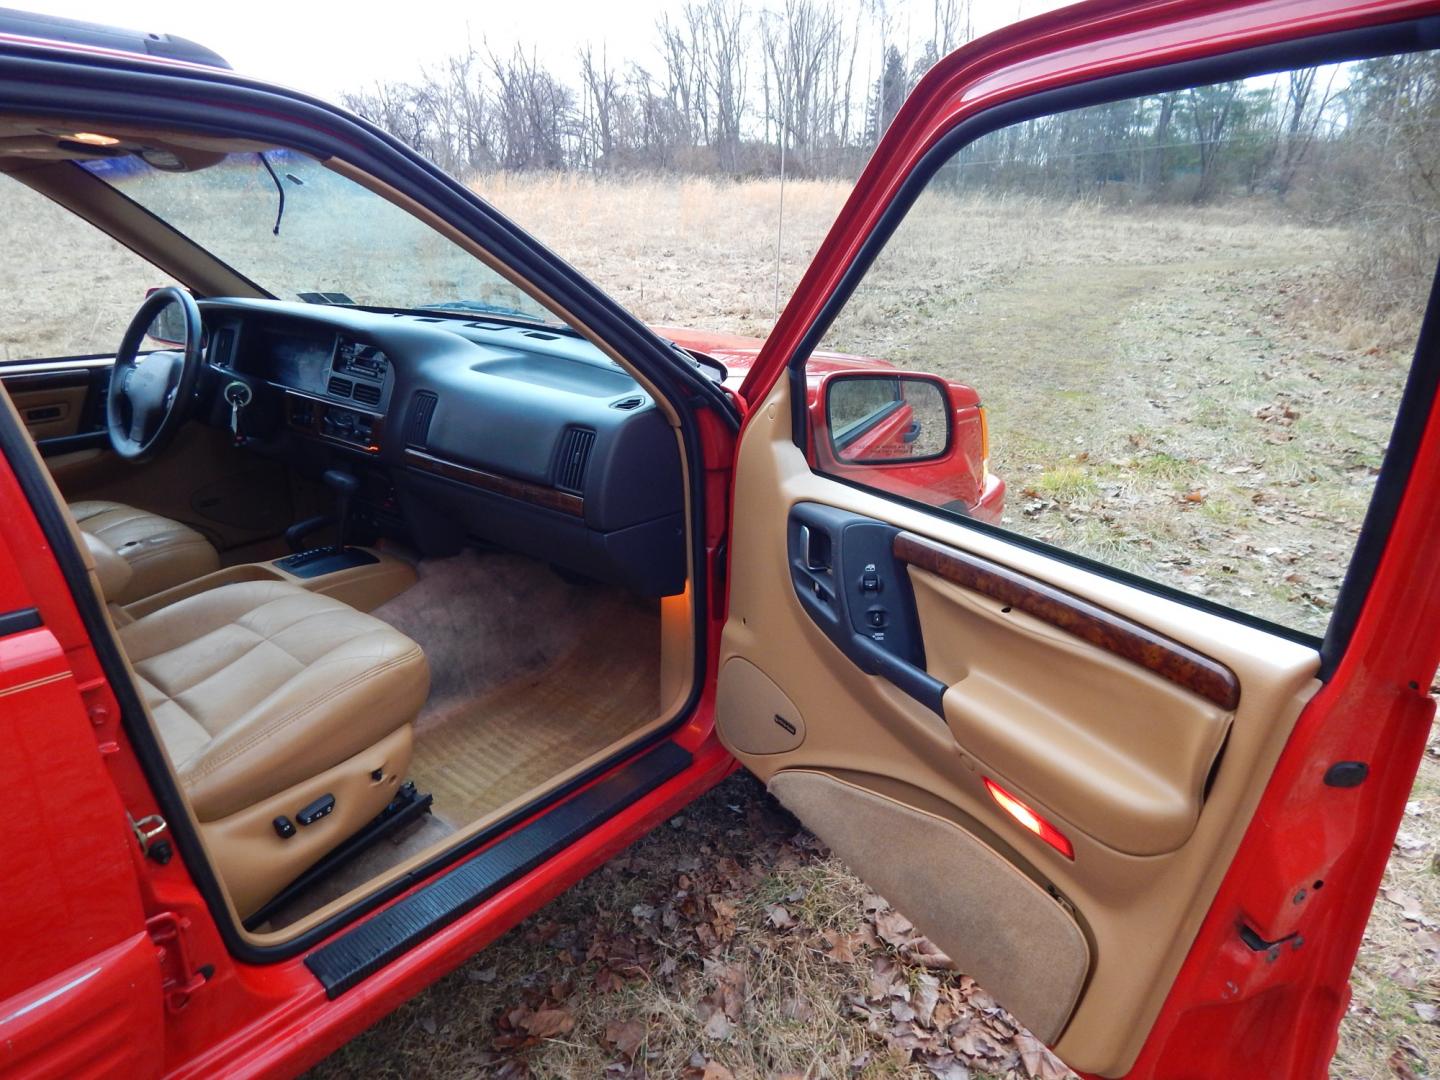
[1253,400,1301,426]
[316,775,1084,1079]
[695,961,747,1042]
[601,1017,647,1061]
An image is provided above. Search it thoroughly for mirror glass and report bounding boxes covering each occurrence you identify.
[826,374,950,464]
[145,295,187,347]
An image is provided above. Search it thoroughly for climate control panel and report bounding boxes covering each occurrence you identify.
[286,392,383,453]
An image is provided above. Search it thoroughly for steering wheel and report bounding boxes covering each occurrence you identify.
[107,287,204,462]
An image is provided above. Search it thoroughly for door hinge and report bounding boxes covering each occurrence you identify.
[129,811,173,864]
[146,911,212,1012]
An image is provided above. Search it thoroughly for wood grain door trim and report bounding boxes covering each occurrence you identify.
[893,531,1241,710]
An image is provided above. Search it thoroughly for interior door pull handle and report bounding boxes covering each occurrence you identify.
[800,525,830,571]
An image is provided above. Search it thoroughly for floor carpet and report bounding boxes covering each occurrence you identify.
[407,593,659,826]
[261,550,664,928]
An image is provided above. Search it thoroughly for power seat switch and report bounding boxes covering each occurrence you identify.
[272,815,296,839]
[296,794,336,826]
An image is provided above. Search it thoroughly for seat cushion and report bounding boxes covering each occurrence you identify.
[70,499,220,604]
[118,580,430,820]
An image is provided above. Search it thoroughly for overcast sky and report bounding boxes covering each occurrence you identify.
[32,0,1072,104]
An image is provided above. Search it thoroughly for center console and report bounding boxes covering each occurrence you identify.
[122,546,417,621]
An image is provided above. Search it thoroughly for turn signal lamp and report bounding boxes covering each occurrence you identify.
[983,777,1073,859]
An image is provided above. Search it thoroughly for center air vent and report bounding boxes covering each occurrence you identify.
[352,382,382,407]
[407,390,438,447]
[328,376,353,399]
[554,427,596,493]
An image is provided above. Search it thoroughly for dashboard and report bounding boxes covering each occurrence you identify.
[199,298,686,597]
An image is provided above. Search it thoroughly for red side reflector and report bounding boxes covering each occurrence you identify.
[983,777,1074,859]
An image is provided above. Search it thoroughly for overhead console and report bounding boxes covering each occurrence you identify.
[200,299,686,597]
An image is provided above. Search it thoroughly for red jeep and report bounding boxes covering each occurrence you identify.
[0,3,1436,1078]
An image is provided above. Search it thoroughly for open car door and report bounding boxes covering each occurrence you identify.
[717,1,1440,1076]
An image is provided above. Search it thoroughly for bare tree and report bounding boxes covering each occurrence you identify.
[579,44,622,170]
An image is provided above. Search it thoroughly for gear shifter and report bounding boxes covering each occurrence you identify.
[273,468,378,579]
[323,469,360,555]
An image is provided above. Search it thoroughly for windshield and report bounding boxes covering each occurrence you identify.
[79,150,561,324]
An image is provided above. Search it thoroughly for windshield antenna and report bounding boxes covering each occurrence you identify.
[257,151,285,236]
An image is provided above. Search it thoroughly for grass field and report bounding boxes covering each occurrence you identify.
[3,170,1434,1077]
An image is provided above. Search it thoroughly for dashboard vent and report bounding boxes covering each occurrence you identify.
[328,376,353,399]
[211,327,236,367]
[407,391,438,447]
[554,427,596,493]
[352,382,382,407]
[611,395,644,411]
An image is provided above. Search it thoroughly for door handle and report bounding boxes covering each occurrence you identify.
[799,524,831,572]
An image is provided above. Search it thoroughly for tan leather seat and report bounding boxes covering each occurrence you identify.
[70,499,220,604]
[117,579,429,917]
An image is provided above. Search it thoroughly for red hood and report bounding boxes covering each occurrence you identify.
[652,325,898,395]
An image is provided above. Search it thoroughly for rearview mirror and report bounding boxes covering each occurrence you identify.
[824,373,951,464]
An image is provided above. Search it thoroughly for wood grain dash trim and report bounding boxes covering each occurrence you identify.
[404,448,584,518]
[893,531,1240,710]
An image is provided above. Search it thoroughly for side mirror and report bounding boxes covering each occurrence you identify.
[144,287,189,347]
[822,373,952,465]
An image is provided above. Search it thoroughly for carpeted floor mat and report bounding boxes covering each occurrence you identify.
[408,594,660,826]
[371,547,663,826]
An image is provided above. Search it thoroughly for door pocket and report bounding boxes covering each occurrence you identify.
[768,769,1090,1043]
[910,567,1233,855]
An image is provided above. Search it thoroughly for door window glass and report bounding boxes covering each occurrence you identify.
[808,49,1440,638]
[0,177,180,363]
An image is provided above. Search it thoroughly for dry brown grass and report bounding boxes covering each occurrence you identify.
[471,173,853,338]
[308,774,1076,1080]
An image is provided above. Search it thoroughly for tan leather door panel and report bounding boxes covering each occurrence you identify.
[909,564,1232,856]
[3,371,91,439]
[717,388,1320,1075]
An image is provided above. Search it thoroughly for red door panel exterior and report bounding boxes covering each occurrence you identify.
[0,516,164,1076]
[0,932,164,1080]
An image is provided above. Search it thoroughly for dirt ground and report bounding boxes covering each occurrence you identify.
[2,170,1433,1077]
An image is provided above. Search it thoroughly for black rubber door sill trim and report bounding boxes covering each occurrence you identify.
[305,740,692,998]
